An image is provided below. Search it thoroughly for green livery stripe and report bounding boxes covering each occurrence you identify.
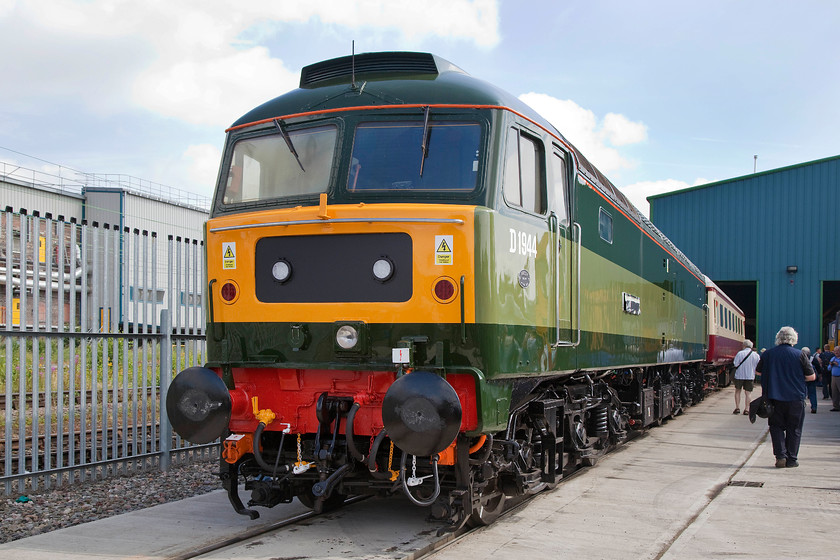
[207,322,705,376]
[471,207,706,347]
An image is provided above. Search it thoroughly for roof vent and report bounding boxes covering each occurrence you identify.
[300,52,439,87]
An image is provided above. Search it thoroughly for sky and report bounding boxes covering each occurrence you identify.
[1,0,839,217]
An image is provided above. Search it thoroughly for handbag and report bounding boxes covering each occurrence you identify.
[749,395,774,424]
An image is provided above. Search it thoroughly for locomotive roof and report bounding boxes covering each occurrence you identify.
[228,51,703,281]
[229,51,554,131]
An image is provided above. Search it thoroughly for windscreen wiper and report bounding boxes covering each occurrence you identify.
[419,106,430,177]
[274,118,305,172]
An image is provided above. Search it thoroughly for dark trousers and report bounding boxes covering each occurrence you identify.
[823,372,832,398]
[768,399,805,461]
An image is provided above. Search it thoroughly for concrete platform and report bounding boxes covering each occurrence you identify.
[427,389,840,560]
[1,388,837,559]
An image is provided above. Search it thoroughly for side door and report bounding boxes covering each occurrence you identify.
[499,125,553,373]
[550,147,577,347]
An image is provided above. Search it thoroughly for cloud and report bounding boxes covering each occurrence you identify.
[602,113,648,146]
[518,92,647,176]
[259,0,500,47]
[181,144,223,197]
[133,47,299,127]
[2,0,500,127]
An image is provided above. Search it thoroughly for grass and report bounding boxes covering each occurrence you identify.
[0,335,205,435]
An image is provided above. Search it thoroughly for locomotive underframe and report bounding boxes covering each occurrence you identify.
[218,361,713,528]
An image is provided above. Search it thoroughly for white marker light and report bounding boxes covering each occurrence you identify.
[336,325,359,349]
[372,257,394,282]
[272,260,291,283]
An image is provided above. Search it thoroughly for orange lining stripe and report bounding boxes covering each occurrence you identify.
[586,178,705,285]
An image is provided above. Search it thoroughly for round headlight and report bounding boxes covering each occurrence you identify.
[336,325,359,350]
[372,257,394,282]
[272,260,291,283]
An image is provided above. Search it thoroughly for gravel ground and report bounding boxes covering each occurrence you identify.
[0,460,219,544]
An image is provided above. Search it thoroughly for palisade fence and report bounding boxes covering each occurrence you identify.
[0,209,215,495]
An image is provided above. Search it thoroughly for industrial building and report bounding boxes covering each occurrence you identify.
[1,158,209,330]
[648,155,840,352]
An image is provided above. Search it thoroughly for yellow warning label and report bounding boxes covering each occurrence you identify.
[435,235,453,265]
[222,242,236,270]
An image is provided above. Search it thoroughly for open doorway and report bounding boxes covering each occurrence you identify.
[716,281,758,344]
[822,281,840,347]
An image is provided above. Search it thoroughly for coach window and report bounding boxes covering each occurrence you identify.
[503,128,546,214]
[598,207,613,243]
[551,150,570,225]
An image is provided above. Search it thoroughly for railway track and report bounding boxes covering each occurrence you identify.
[166,495,372,560]
[0,387,158,410]
[0,422,166,474]
[157,460,598,560]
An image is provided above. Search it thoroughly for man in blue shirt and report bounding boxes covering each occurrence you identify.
[755,326,816,468]
[829,346,840,411]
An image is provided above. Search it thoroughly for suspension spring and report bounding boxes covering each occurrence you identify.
[589,405,609,437]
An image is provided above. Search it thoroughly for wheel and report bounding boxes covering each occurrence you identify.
[467,490,506,527]
[297,486,347,512]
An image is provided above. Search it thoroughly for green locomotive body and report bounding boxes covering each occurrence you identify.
[167,52,720,528]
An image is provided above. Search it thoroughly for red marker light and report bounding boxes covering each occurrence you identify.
[433,278,456,302]
[221,282,238,302]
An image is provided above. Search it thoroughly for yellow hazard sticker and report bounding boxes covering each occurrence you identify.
[435,235,453,265]
[222,242,236,270]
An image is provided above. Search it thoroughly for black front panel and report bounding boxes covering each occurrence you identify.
[255,233,412,303]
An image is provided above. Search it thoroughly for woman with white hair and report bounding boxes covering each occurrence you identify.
[755,326,817,468]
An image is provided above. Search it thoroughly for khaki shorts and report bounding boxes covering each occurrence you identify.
[734,378,754,392]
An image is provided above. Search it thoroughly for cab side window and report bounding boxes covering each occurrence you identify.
[551,150,570,226]
[598,207,613,243]
[503,128,546,214]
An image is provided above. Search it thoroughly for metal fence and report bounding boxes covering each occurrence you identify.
[0,210,214,495]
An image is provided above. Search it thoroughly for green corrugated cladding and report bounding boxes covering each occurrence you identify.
[648,155,840,352]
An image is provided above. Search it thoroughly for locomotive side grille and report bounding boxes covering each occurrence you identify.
[300,52,439,87]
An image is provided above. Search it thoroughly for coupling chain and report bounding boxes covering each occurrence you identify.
[293,433,314,474]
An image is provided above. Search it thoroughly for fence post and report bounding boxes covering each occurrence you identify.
[159,308,173,472]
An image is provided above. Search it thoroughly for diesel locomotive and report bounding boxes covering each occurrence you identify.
[166,51,744,528]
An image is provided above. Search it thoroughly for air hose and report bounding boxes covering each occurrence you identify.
[253,422,289,476]
[345,402,366,462]
[367,428,393,480]
[399,451,440,506]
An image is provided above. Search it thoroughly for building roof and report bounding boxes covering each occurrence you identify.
[647,153,840,202]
